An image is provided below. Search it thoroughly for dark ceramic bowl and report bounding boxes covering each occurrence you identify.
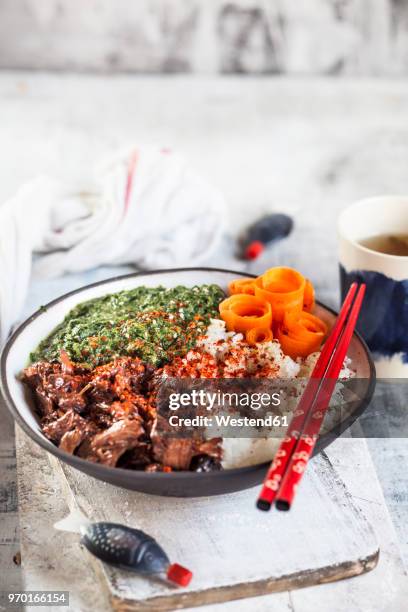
[0,268,375,497]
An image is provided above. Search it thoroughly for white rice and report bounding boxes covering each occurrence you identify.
[198,318,301,378]
[197,320,353,469]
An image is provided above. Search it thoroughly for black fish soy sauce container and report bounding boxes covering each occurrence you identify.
[81,522,192,586]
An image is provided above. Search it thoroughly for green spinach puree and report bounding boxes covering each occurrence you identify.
[31,284,225,368]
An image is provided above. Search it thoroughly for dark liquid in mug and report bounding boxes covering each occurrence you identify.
[359,234,408,256]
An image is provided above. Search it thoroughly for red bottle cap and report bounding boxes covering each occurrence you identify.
[244,240,264,260]
[167,563,193,587]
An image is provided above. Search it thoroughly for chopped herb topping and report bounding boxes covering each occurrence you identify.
[31,284,225,367]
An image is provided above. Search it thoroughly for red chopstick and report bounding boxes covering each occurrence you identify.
[256,282,358,510]
[274,284,366,510]
[256,283,365,512]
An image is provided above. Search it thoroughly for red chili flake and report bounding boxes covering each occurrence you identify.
[88,336,100,349]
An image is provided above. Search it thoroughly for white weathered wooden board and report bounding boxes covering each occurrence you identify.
[16,428,379,611]
[17,431,408,612]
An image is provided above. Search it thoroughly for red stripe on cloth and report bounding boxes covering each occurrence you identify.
[124,150,139,214]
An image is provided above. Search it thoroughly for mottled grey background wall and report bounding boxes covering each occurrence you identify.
[0,0,407,74]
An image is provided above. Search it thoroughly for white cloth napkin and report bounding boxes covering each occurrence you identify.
[0,146,226,345]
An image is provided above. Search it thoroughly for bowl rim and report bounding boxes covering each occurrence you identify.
[0,266,376,481]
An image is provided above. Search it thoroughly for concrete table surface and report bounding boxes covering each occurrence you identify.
[0,73,407,608]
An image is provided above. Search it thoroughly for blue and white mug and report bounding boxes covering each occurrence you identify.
[338,196,408,377]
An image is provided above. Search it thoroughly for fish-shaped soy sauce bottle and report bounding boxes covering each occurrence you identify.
[241,213,293,259]
[54,510,192,587]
